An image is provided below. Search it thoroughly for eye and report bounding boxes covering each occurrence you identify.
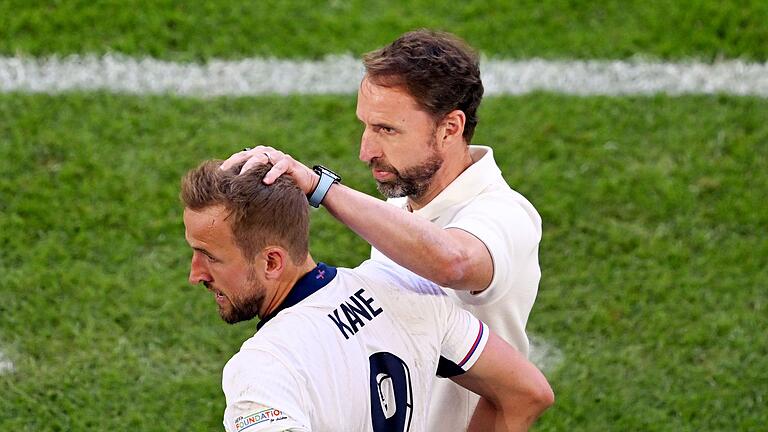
[195,250,217,263]
[375,125,396,135]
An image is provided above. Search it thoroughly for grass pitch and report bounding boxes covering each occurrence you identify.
[1,92,766,430]
[1,1,767,430]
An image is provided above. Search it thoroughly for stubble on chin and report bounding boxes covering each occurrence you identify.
[374,154,443,200]
[219,274,264,324]
[220,295,262,324]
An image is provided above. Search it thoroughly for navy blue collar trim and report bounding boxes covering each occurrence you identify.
[257,262,337,330]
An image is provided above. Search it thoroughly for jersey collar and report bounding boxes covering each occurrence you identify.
[256,262,337,330]
[408,145,502,222]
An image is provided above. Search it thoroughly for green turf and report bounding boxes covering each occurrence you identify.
[1,0,768,61]
[1,92,765,430]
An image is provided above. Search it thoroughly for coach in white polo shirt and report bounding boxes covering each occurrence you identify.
[224,30,544,431]
[370,143,540,353]
[182,161,552,431]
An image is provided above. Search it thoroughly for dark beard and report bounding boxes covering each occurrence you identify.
[221,295,261,324]
[370,147,443,199]
[216,269,263,324]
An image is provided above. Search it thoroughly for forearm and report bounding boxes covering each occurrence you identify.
[468,397,526,432]
[323,183,484,290]
[467,395,549,432]
[453,333,555,431]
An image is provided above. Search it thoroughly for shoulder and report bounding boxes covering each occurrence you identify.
[223,340,297,389]
[468,180,539,221]
[228,311,333,378]
[349,260,445,297]
[447,188,542,250]
[344,261,456,337]
[466,145,541,225]
[223,324,324,407]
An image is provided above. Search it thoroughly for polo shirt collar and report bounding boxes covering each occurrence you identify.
[411,145,502,222]
[256,262,337,330]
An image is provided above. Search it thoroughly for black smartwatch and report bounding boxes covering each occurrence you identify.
[308,165,341,208]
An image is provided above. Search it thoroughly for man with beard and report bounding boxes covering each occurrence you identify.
[222,29,544,431]
[181,161,553,432]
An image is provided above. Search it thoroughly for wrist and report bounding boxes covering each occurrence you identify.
[307,165,341,208]
[307,172,320,196]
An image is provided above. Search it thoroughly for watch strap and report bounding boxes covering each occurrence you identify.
[308,169,337,207]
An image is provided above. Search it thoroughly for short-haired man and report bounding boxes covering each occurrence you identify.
[181,161,552,432]
[223,29,544,430]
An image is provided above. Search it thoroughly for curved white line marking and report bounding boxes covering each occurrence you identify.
[528,334,564,374]
[0,349,14,375]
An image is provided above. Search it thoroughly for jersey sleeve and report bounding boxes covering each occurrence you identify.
[436,304,490,378]
[222,350,311,432]
[444,195,541,305]
[224,403,309,432]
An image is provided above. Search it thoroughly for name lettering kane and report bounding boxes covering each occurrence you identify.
[328,288,383,339]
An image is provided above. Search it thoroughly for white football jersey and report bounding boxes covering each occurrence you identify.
[222,260,489,432]
[371,146,543,431]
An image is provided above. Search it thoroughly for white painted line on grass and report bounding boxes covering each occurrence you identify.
[528,334,564,374]
[0,349,14,375]
[0,54,363,97]
[1,54,768,97]
[484,59,768,96]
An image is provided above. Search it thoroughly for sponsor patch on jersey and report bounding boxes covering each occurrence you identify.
[234,408,288,432]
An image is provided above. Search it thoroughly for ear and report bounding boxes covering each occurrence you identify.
[262,246,288,281]
[438,110,466,145]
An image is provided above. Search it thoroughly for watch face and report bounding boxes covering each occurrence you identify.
[315,165,340,182]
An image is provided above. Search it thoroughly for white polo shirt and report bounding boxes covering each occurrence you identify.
[222,261,489,432]
[371,145,543,432]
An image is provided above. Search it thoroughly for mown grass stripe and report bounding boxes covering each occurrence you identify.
[2,54,768,97]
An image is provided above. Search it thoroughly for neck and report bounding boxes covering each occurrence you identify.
[260,255,318,317]
[407,145,473,211]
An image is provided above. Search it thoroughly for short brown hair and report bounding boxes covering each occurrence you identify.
[363,29,484,143]
[180,161,309,264]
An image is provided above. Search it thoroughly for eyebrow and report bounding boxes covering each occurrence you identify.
[192,247,216,259]
[355,114,395,128]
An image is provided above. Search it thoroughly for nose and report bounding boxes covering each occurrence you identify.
[188,252,211,285]
[359,128,382,163]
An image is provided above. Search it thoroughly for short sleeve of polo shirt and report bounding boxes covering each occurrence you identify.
[222,349,311,432]
[444,195,541,305]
